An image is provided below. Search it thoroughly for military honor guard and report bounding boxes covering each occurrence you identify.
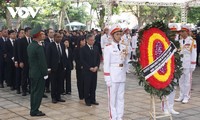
[162,23,180,115]
[121,28,132,73]
[27,25,48,116]
[175,25,197,104]
[101,27,110,55]
[104,24,129,120]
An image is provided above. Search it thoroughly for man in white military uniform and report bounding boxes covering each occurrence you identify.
[101,27,111,55]
[121,28,132,73]
[162,23,180,115]
[131,31,138,58]
[104,24,129,120]
[175,25,197,104]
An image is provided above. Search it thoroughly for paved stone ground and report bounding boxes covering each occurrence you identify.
[0,64,200,120]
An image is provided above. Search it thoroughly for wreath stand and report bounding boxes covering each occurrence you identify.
[149,95,173,120]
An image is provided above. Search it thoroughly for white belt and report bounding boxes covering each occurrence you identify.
[111,64,124,67]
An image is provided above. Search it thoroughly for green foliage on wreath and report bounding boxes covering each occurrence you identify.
[134,21,183,99]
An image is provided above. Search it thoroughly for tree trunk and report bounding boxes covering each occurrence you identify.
[58,6,65,30]
[6,9,12,29]
[16,0,23,29]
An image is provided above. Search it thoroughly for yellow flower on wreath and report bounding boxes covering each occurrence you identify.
[148,33,171,82]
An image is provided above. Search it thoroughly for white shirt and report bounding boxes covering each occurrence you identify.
[48,37,54,42]
[65,48,68,58]
[2,37,6,42]
[87,44,93,50]
[10,39,14,46]
[26,36,31,44]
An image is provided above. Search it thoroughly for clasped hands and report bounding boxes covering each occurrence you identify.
[89,67,98,72]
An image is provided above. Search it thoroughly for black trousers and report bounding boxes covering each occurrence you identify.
[21,64,29,92]
[0,63,3,85]
[65,70,71,93]
[5,61,15,88]
[83,70,97,104]
[0,60,6,85]
[45,78,50,90]
[50,63,64,100]
[76,69,84,99]
[15,67,22,90]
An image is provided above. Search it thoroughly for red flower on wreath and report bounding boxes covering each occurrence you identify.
[139,28,175,90]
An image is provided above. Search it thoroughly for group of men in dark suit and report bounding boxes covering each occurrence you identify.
[0,27,32,96]
[0,26,102,109]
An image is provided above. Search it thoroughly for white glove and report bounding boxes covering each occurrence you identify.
[48,68,51,72]
[190,68,195,72]
[44,75,48,80]
[106,81,112,87]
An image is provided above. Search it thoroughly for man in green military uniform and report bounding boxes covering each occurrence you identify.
[27,25,48,116]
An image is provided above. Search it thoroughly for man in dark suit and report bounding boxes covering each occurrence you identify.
[18,27,32,96]
[63,39,73,95]
[4,30,16,90]
[44,28,54,93]
[27,25,48,117]
[0,27,8,88]
[14,29,24,94]
[46,33,66,103]
[80,33,100,106]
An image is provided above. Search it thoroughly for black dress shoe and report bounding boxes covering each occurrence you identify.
[66,92,71,95]
[61,92,66,95]
[43,94,48,98]
[57,99,65,102]
[30,112,45,117]
[91,102,99,105]
[86,103,91,106]
[16,90,21,94]
[10,87,15,91]
[22,92,26,96]
[0,84,4,88]
[52,99,57,103]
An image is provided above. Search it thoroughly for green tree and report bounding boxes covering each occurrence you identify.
[187,7,200,24]
[120,5,181,27]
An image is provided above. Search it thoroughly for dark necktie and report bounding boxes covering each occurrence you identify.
[41,42,44,46]
[90,46,93,50]
[183,39,185,44]
[57,45,62,58]
[27,38,31,44]
[117,44,120,51]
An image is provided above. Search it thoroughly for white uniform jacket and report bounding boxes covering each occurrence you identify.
[104,41,129,83]
[179,36,197,69]
[101,34,111,50]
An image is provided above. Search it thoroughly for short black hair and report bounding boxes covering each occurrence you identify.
[24,27,31,33]
[86,33,94,40]
[47,28,53,34]
[8,30,15,35]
